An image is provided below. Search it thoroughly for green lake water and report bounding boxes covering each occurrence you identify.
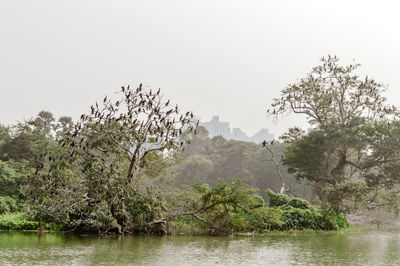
[1,230,400,265]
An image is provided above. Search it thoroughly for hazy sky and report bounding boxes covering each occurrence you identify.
[1,0,399,137]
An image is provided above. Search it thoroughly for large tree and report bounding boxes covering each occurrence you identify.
[27,84,196,233]
[269,56,400,207]
[0,112,72,164]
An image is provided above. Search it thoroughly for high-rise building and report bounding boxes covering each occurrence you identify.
[200,116,231,139]
[200,116,274,143]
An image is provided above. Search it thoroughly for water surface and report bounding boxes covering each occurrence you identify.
[1,230,399,265]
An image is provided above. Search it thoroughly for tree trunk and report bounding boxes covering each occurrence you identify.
[280,183,286,194]
[38,220,44,232]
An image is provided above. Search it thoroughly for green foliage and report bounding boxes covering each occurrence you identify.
[176,129,312,199]
[0,85,359,235]
[174,154,214,185]
[247,207,284,232]
[0,160,20,198]
[249,194,265,209]
[0,196,18,214]
[279,206,348,231]
[191,180,257,210]
[331,213,349,229]
[262,189,348,231]
[125,186,167,228]
[266,189,289,207]
[23,86,197,234]
[271,56,400,212]
[0,161,23,214]
[0,212,38,230]
[280,206,314,230]
[172,180,260,234]
[283,130,331,183]
[321,182,368,214]
[228,201,348,233]
[175,182,347,234]
[286,198,311,210]
[229,212,250,232]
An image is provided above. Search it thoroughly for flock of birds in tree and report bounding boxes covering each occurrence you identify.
[33,84,198,176]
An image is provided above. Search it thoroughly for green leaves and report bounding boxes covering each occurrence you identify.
[271,56,400,212]
[266,189,290,207]
[320,182,368,214]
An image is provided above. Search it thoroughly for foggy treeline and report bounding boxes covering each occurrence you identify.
[173,126,312,199]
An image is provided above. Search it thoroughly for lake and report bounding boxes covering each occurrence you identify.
[1,230,399,265]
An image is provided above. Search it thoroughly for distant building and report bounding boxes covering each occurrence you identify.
[200,116,274,143]
[232,128,248,141]
[201,116,231,139]
[251,128,274,143]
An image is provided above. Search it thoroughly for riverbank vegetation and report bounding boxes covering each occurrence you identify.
[1,56,400,234]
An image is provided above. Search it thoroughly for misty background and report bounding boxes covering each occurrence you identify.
[1,0,399,137]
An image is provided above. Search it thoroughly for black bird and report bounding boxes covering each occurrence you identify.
[262,140,267,147]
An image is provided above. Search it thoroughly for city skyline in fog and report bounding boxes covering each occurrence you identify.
[1,0,399,137]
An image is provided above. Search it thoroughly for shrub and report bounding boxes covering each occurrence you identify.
[0,212,39,230]
[330,213,349,229]
[266,189,289,207]
[0,160,20,198]
[230,212,250,232]
[248,207,284,232]
[281,206,315,230]
[249,195,265,209]
[0,196,18,214]
[264,189,349,231]
[286,198,311,210]
[308,212,336,230]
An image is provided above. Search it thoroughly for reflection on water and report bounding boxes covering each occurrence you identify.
[1,230,400,265]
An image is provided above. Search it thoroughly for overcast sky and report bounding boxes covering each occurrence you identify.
[1,0,399,137]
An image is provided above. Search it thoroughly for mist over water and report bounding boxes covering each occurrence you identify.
[1,231,400,265]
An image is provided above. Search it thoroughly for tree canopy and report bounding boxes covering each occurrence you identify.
[270,55,400,212]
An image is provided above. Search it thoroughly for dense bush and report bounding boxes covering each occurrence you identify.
[229,212,250,232]
[248,207,284,232]
[249,195,265,209]
[0,196,18,214]
[0,160,20,198]
[264,189,348,231]
[286,198,312,210]
[0,212,38,230]
[221,189,349,233]
[330,213,349,229]
[279,206,339,230]
[266,189,290,207]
